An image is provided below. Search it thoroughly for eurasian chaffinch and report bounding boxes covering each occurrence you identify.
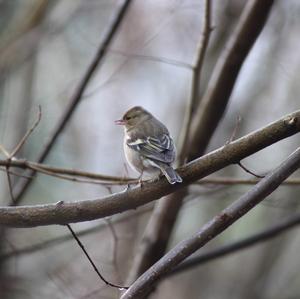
[115,106,182,184]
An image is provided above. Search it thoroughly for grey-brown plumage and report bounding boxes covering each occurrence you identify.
[115,106,182,184]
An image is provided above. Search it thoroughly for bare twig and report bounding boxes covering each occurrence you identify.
[1,106,41,204]
[226,115,242,144]
[5,167,15,203]
[2,159,300,186]
[66,224,128,290]
[107,48,193,70]
[238,161,265,178]
[9,105,42,158]
[121,146,300,298]
[227,117,266,179]
[0,110,298,227]
[0,159,136,184]
[13,0,132,203]
[0,168,33,179]
[105,218,121,280]
[27,162,130,186]
[82,1,187,99]
[168,212,300,277]
[0,145,10,158]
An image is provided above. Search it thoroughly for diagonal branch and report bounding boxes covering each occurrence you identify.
[189,0,275,160]
[121,146,300,299]
[168,212,300,277]
[0,110,298,227]
[66,224,128,289]
[13,0,132,203]
[9,105,42,159]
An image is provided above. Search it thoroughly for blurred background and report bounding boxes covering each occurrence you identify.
[0,0,300,298]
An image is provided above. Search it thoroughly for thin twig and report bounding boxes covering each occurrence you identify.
[82,1,186,99]
[105,218,121,278]
[0,145,10,158]
[103,186,122,277]
[1,106,41,205]
[0,158,136,183]
[121,146,300,298]
[9,105,42,158]
[27,163,129,186]
[0,109,298,227]
[0,167,34,179]
[226,115,242,144]
[1,159,300,186]
[107,48,193,70]
[5,166,15,203]
[13,0,132,203]
[66,224,128,290]
[238,161,265,178]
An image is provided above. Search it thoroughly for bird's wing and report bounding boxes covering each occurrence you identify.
[126,134,175,164]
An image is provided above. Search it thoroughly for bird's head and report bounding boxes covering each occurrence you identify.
[115,106,152,129]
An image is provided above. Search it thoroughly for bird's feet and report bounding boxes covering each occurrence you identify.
[139,177,145,188]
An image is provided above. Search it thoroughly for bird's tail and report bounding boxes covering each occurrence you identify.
[159,164,183,185]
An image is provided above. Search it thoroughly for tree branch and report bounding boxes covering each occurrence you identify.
[168,212,300,277]
[0,110,298,227]
[2,159,300,186]
[189,0,275,160]
[66,224,128,289]
[121,146,300,298]
[0,159,135,183]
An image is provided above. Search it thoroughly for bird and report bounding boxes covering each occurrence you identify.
[115,106,182,184]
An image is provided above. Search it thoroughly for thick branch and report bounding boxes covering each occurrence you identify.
[121,146,300,299]
[0,111,298,227]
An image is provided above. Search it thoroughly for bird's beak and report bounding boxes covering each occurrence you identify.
[115,119,125,125]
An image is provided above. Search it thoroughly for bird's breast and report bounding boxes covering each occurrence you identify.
[123,137,143,173]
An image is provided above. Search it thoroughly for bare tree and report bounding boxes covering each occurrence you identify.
[1,1,300,299]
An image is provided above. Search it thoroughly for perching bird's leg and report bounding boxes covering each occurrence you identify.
[138,169,144,188]
[124,183,132,192]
